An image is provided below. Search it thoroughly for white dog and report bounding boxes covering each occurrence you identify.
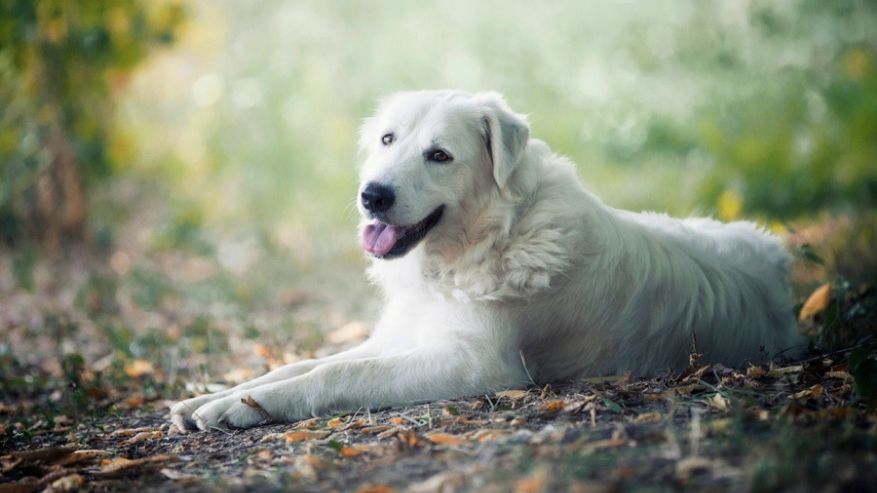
[171,90,803,431]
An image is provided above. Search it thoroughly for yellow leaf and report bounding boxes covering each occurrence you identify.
[799,283,831,321]
[426,432,464,446]
[124,360,154,378]
[327,417,345,428]
[284,430,329,443]
[717,189,743,221]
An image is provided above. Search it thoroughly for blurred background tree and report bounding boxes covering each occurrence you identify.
[0,0,874,270]
[0,0,183,249]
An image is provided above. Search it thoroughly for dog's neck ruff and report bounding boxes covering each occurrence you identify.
[421,195,573,303]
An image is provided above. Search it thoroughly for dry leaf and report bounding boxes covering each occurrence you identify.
[110,427,154,438]
[356,485,394,493]
[541,399,566,414]
[327,321,370,345]
[55,449,110,467]
[240,395,273,421]
[799,283,831,321]
[121,430,163,446]
[95,454,175,477]
[826,370,853,381]
[426,432,464,446]
[48,474,84,492]
[767,364,803,378]
[708,393,730,412]
[340,445,368,458]
[294,417,322,429]
[496,389,529,400]
[284,430,329,443]
[792,383,824,401]
[470,429,508,443]
[515,467,548,493]
[327,417,345,428]
[124,360,154,378]
[633,412,662,424]
[388,417,406,426]
[160,468,197,481]
[360,425,392,435]
[222,367,254,384]
[746,365,767,378]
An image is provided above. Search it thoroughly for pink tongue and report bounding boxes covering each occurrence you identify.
[362,222,402,257]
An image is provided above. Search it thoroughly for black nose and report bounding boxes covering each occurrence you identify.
[360,182,395,213]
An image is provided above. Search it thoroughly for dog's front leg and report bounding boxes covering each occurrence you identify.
[170,343,379,431]
[191,343,526,430]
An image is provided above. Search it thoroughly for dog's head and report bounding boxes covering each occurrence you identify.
[357,90,530,259]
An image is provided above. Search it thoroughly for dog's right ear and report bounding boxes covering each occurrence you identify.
[476,92,530,190]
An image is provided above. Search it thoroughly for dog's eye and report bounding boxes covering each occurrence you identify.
[381,133,394,146]
[427,150,452,163]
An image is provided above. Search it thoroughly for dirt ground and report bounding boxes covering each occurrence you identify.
[2,217,877,492]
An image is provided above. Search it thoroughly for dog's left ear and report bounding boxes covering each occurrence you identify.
[476,92,530,189]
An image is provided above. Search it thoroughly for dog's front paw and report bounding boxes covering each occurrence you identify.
[170,393,228,432]
[192,393,273,431]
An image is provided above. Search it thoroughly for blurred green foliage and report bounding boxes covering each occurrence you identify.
[0,0,184,246]
[1,0,876,252]
[114,0,877,247]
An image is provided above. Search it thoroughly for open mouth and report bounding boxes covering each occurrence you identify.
[361,206,445,259]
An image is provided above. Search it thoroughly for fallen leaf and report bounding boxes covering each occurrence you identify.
[496,389,529,400]
[284,430,330,443]
[360,425,392,435]
[124,360,154,378]
[388,417,406,426]
[222,367,254,384]
[327,321,370,345]
[826,370,853,381]
[121,430,163,446]
[327,417,345,428]
[356,485,393,493]
[746,365,767,378]
[48,474,84,492]
[515,467,548,493]
[240,395,273,421]
[160,468,197,481]
[55,449,110,467]
[799,283,831,321]
[95,455,175,477]
[426,432,464,446]
[602,398,623,413]
[767,364,803,378]
[633,412,662,424]
[340,445,368,458]
[582,436,627,453]
[792,383,824,401]
[294,417,322,429]
[541,399,566,414]
[708,393,730,412]
[110,427,153,437]
[470,429,509,443]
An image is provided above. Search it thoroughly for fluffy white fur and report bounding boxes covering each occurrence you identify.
[170,90,803,431]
